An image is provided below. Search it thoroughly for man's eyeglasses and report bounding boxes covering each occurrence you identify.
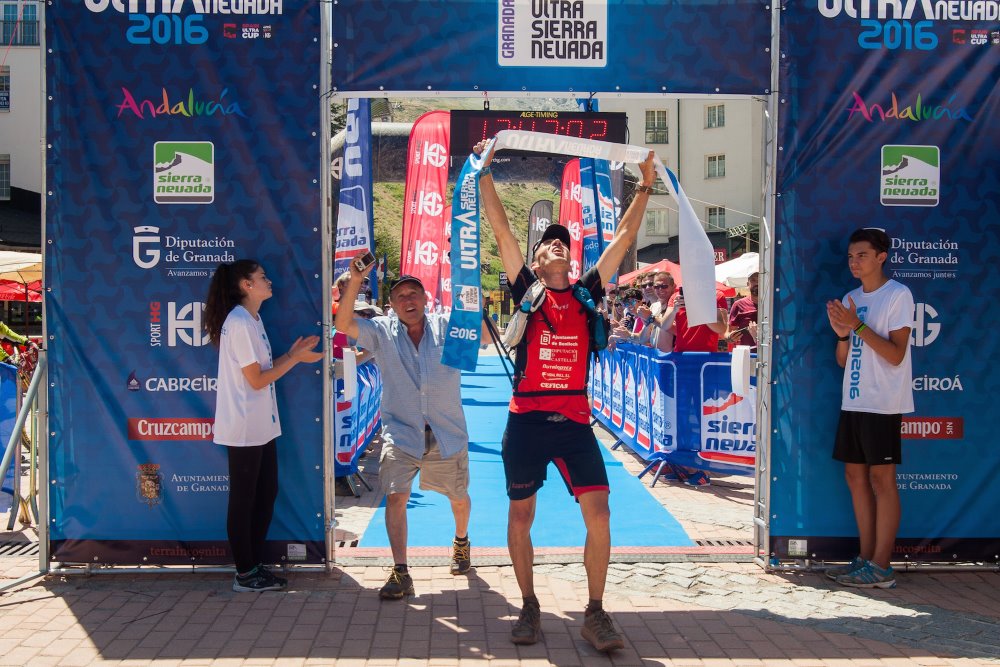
[643,284,654,289]
[653,283,672,289]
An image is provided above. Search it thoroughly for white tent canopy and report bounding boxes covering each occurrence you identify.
[0,251,42,283]
[715,252,759,289]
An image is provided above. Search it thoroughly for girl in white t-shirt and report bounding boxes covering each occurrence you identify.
[204,259,323,592]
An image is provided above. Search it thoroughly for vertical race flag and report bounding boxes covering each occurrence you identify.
[525,200,554,264]
[442,150,490,371]
[335,99,374,289]
[559,159,583,282]
[579,159,602,274]
[594,159,617,253]
[401,111,451,310]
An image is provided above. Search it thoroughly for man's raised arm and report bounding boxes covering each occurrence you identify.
[474,141,526,280]
[596,151,657,286]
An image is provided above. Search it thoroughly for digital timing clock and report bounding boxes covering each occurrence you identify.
[449,110,627,156]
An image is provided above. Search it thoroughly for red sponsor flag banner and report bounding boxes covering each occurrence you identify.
[437,205,453,313]
[559,159,583,282]
[401,111,451,308]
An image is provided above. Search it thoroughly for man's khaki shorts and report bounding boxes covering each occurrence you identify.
[379,428,469,500]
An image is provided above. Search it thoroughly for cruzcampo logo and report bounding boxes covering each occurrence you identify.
[153,141,215,204]
[880,145,939,207]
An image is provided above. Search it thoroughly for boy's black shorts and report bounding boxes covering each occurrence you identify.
[501,411,609,501]
[833,410,902,465]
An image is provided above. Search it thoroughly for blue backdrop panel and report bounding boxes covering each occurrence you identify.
[772,5,1000,560]
[0,364,16,514]
[331,0,770,95]
[360,356,692,548]
[46,5,325,564]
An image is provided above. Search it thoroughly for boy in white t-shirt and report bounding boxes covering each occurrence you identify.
[825,228,914,589]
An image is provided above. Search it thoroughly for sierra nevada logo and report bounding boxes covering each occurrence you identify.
[154,141,215,204]
[880,145,939,207]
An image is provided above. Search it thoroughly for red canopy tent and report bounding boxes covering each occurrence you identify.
[0,279,42,303]
[616,259,736,298]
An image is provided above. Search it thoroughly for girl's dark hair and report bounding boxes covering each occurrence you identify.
[204,259,260,347]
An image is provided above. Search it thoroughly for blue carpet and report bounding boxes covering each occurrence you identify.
[359,355,693,548]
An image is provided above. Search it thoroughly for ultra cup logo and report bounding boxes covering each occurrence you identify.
[911,302,941,347]
[880,145,939,207]
[136,463,163,507]
[889,236,958,281]
[149,301,211,347]
[154,141,215,204]
[133,226,235,277]
[127,417,215,441]
[498,0,608,67]
[817,0,999,51]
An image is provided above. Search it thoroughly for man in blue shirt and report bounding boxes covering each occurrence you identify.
[336,262,473,600]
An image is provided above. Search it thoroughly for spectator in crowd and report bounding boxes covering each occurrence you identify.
[639,274,656,305]
[825,227,913,589]
[728,271,759,349]
[668,287,729,352]
[637,271,680,352]
[476,140,657,653]
[336,260,476,599]
[204,259,323,592]
[0,320,36,364]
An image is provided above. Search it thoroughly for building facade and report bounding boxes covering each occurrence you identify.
[599,97,764,263]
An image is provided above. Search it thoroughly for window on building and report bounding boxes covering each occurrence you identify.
[0,155,10,201]
[706,104,725,128]
[21,2,37,45]
[1,4,15,45]
[706,154,726,179]
[0,66,9,111]
[707,206,726,229]
[645,109,668,144]
[645,209,668,236]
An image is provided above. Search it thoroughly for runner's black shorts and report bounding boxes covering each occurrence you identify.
[501,410,609,501]
[833,410,902,465]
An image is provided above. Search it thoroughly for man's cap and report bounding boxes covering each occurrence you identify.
[531,224,572,258]
[389,274,424,293]
[354,301,383,316]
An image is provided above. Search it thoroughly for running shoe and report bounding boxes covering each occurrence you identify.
[825,555,865,581]
[836,560,897,589]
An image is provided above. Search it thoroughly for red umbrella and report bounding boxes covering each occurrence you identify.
[617,259,735,297]
[0,279,42,302]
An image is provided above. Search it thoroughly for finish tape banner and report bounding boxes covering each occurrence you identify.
[771,5,1000,560]
[46,5,325,564]
[331,0,769,95]
[334,362,383,478]
[593,344,756,477]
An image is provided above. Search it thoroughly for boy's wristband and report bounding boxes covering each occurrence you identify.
[853,322,867,334]
[837,334,850,342]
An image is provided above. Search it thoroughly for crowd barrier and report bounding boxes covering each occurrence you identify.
[334,360,383,479]
[591,344,757,483]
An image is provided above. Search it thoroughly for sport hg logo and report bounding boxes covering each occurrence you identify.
[150,301,210,347]
[154,141,215,204]
[417,191,444,217]
[133,225,161,268]
[880,145,940,207]
[413,240,440,266]
[911,302,940,347]
[421,142,448,168]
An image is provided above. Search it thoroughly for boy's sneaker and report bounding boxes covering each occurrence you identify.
[379,567,414,600]
[258,564,288,588]
[510,601,542,645]
[450,538,471,575]
[683,471,711,487]
[233,566,285,592]
[825,555,865,581]
[836,560,897,589]
[581,608,625,652]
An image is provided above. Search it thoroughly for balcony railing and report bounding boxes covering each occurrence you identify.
[1,20,39,47]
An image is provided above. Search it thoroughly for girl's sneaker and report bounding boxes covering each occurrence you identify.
[233,566,285,592]
[836,560,897,588]
[825,555,865,580]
